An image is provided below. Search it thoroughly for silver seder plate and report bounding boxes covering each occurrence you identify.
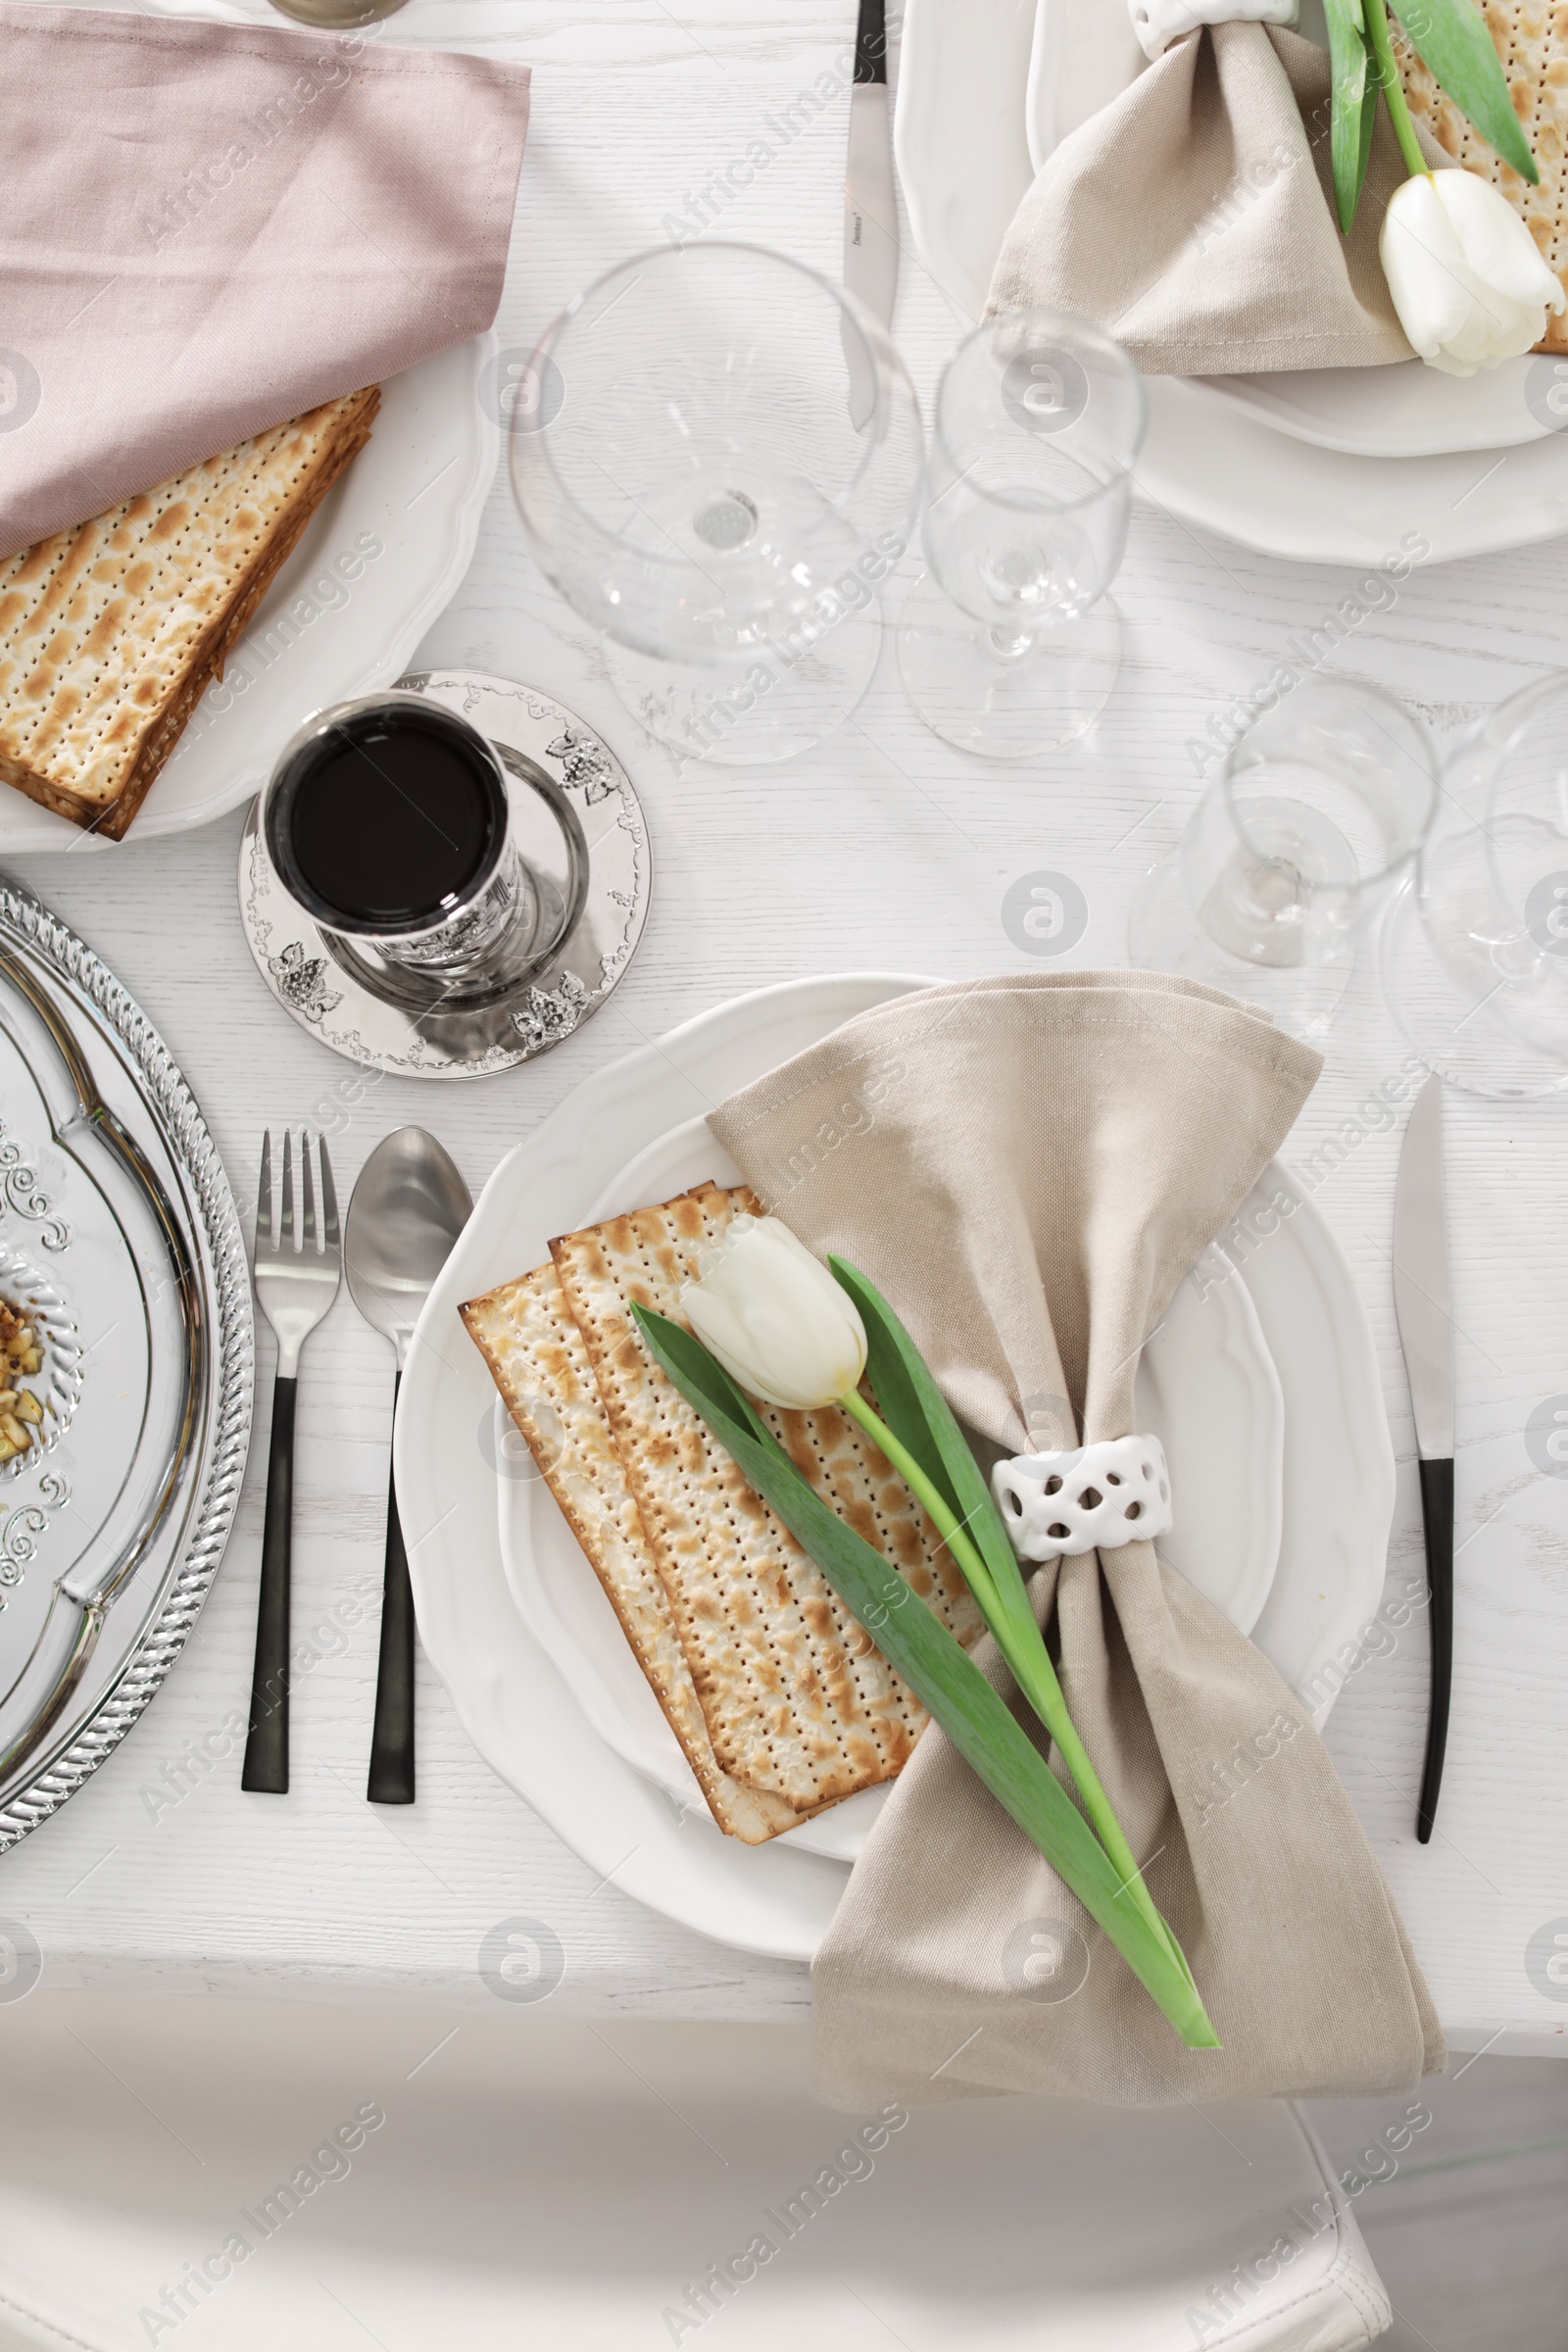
[0,881,253,1847]
[239,671,652,1079]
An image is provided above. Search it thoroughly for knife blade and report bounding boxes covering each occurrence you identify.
[843,0,898,429]
[1392,1071,1455,1843]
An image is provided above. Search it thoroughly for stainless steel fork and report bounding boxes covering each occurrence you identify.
[241,1130,341,1794]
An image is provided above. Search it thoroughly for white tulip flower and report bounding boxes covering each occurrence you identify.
[679,1214,867,1409]
[1381,171,1566,376]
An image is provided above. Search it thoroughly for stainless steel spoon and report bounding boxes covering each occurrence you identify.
[345,1128,472,1804]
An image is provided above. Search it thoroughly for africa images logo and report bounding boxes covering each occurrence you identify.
[0,351,41,435]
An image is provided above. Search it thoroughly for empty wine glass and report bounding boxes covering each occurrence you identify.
[1130,676,1437,1039]
[509,241,924,766]
[897,310,1145,759]
[1382,670,1568,1098]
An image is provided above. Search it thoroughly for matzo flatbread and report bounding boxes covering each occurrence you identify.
[551,1184,983,1814]
[1396,1,1568,350]
[0,387,379,838]
[461,1260,805,1844]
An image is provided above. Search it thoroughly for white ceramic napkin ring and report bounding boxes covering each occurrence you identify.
[1128,0,1299,64]
[991,1435,1173,1562]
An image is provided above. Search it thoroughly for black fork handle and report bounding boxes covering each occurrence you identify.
[242,1374,296,1793]
[367,1370,416,1804]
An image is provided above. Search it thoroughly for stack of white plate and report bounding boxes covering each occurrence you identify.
[397,975,1396,1960]
[897,0,1568,563]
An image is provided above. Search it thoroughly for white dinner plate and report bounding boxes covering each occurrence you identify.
[899,0,1568,555]
[1138,377,1568,564]
[497,1117,1285,1866]
[398,974,1396,1960]
[1199,358,1558,459]
[1,337,498,855]
[1025,0,1146,174]
[894,0,1039,324]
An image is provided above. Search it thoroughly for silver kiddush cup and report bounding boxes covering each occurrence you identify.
[262,693,528,981]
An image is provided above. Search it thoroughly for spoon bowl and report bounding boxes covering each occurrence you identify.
[346,1128,472,1370]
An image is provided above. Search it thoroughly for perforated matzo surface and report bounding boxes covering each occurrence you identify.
[551,1184,983,1814]
[460,1260,807,1843]
[0,387,378,836]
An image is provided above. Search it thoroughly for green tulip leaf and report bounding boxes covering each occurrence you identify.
[631,1302,1220,2051]
[829,1257,1206,2007]
[1325,0,1373,231]
[829,1256,1025,1608]
[1393,0,1538,182]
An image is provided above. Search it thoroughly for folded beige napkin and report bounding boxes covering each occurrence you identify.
[988,24,1443,375]
[710,974,1445,2107]
[0,3,529,559]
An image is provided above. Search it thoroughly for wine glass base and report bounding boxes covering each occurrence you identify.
[1127,852,1352,1042]
[1379,876,1568,1099]
[896,575,1121,760]
[606,602,882,768]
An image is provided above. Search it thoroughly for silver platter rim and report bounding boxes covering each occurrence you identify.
[0,879,255,1850]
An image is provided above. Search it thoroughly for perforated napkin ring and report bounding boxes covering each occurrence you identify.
[991,1435,1172,1563]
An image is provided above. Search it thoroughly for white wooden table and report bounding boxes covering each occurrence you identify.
[4,0,1566,2055]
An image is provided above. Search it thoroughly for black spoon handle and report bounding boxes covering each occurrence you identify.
[241,1374,296,1793]
[368,1371,416,1804]
[1415,1455,1454,1844]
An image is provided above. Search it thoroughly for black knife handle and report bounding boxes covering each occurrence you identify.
[241,1375,296,1794]
[855,0,888,83]
[1415,1455,1454,1844]
[367,1371,416,1804]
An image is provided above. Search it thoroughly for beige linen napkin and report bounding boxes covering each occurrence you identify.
[988,23,1444,374]
[710,974,1445,2107]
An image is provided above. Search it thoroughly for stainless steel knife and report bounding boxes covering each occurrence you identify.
[843,0,898,429]
[1392,1071,1455,1843]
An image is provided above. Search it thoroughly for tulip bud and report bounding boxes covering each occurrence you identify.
[1380,171,1567,377]
[679,1214,868,1409]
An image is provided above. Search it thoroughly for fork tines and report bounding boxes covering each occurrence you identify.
[255,1129,341,1265]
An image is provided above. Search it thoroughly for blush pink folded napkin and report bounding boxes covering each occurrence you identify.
[0,3,530,558]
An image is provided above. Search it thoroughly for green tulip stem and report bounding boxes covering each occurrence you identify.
[1366,0,1431,181]
[835,1383,1182,1969]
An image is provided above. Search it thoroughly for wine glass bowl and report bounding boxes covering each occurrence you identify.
[509,242,924,765]
[898,310,1146,759]
[1185,680,1437,973]
[1384,669,1568,1094]
[1132,676,1437,1040]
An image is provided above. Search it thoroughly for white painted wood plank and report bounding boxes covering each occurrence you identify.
[3,0,1565,2040]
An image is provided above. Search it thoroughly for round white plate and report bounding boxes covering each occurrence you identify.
[894,0,1039,324]
[899,0,1568,556]
[1139,377,1568,564]
[1,337,498,855]
[497,1120,1285,1866]
[1199,359,1558,459]
[1025,0,1146,175]
[1134,1241,1284,1632]
[1220,1178,1396,1705]
[398,974,1396,1960]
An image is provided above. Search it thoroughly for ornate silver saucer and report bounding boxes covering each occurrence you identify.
[239,672,652,1078]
